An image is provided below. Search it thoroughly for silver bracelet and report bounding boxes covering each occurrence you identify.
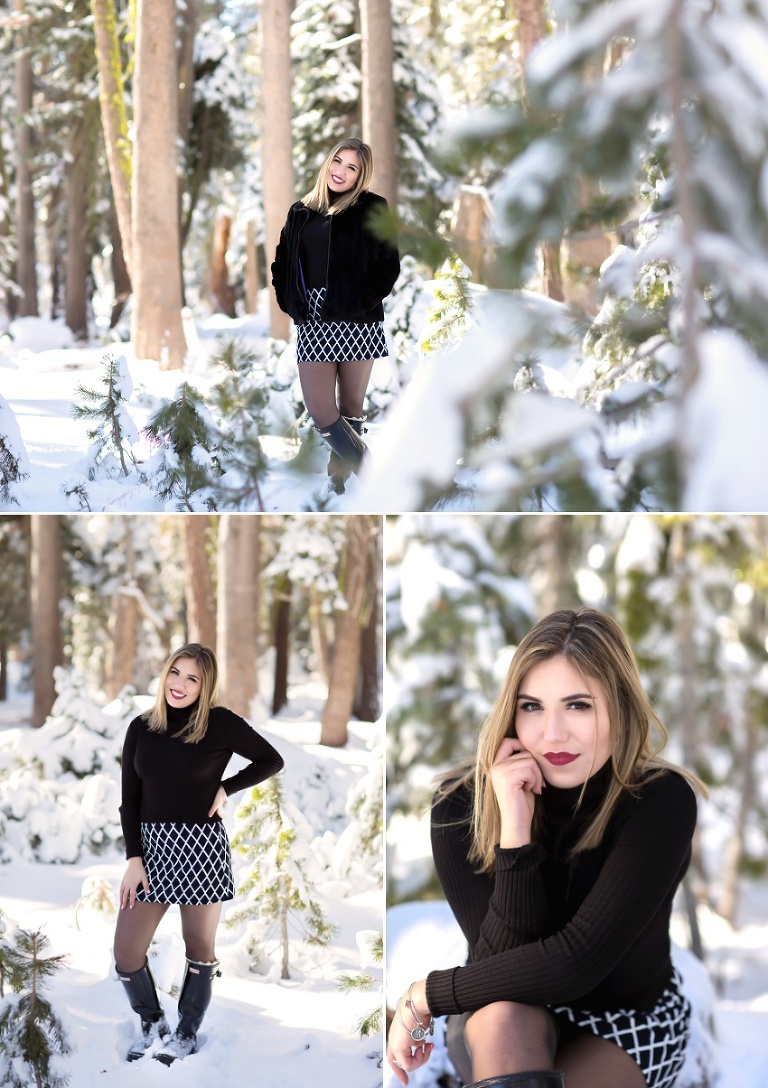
[405,983,435,1041]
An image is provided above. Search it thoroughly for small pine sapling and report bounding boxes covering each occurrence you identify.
[419,255,474,356]
[143,383,226,510]
[227,777,335,979]
[337,931,383,1038]
[208,339,269,509]
[72,352,139,478]
[0,394,30,505]
[0,928,72,1088]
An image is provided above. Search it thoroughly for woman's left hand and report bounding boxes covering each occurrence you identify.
[208,785,229,818]
[387,981,434,1086]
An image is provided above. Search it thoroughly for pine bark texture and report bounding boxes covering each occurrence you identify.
[320,517,373,746]
[131,0,186,369]
[184,515,217,648]
[352,531,380,723]
[92,0,133,279]
[65,122,88,339]
[208,213,237,317]
[271,575,291,716]
[245,219,260,314]
[30,516,62,728]
[261,0,294,341]
[14,0,38,316]
[359,0,398,206]
[216,515,259,716]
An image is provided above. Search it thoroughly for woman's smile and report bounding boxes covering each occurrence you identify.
[164,658,201,708]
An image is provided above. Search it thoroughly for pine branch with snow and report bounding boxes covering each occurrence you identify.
[0,394,30,505]
[419,255,474,356]
[0,928,72,1088]
[143,383,226,510]
[208,339,270,510]
[72,352,139,478]
[337,931,383,1038]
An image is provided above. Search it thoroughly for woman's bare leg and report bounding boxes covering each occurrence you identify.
[337,359,374,419]
[113,902,170,972]
[179,903,223,963]
[297,361,341,428]
[464,1001,558,1080]
[556,1032,647,1088]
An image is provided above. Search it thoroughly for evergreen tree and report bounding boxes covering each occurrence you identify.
[0,928,72,1088]
[0,396,30,505]
[208,339,270,510]
[418,255,474,356]
[228,777,335,979]
[337,930,382,1038]
[143,384,226,510]
[72,352,139,478]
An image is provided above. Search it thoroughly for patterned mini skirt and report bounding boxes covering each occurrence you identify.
[296,287,388,363]
[445,967,690,1088]
[135,821,235,906]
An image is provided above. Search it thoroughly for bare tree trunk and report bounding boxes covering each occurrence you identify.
[0,642,7,702]
[92,0,133,279]
[245,219,260,314]
[272,574,291,715]
[30,516,62,728]
[261,0,294,341]
[217,514,259,716]
[207,213,236,317]
[104,526,139,698]
[131,0,186,368]
[309,587,332,685]
[352,524,380,722]
[65,121,89,339]
[110,199,131,326]
[360,0,398,206]
[184,515,217,647]
[177,0,196,302]
[320,517,371,746]
[14,0,38,316]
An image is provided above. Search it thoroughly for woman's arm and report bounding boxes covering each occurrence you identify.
[219,710,285,798]
[361,195,400,306]
[426,771,697,1017]
[118,719,143,860]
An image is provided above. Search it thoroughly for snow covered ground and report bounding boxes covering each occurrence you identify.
[0,669,383,1087]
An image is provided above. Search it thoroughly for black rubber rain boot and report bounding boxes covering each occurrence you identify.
[328,415,367,493]
[116,959,170,1061]
[466,1073,565,1088]
[316,414,368,478]
[155,959,221,1065]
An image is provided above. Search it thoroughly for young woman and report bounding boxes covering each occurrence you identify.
[271,137,400,492]
[114,643,284,1065]
[387,609,706,1088]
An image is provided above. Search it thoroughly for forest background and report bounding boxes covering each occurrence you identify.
[2,0,767,511]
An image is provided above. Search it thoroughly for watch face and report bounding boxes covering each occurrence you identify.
[411,1027,425,1041]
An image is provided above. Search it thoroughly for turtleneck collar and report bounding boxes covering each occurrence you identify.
[540,758,614,824]
[166,700,198,727]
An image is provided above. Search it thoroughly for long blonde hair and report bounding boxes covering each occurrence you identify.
[144,643,219,744]
[439,609,706,873]
[303,138,374,215]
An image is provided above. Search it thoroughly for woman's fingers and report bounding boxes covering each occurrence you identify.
[491,741,545,795]
[387,1043,434,1086]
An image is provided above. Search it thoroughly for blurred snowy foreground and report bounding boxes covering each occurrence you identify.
[0,671,383,1088]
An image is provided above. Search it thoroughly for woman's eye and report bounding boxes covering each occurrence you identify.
[568,700,592,712]
[519,701,541,712]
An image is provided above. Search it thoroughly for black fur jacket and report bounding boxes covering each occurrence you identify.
[271,191,400,324]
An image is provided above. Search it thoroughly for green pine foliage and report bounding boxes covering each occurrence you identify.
[419,254,474,355]
[337,931,383,1038]
[208,339,270,510]
[143,384,225,510]
[227,778,335,979]
[72,352,138,478]
[0,927,72,1088]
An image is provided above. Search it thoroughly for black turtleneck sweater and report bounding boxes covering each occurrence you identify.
[426,762,697,1018]
[119,703,284,860]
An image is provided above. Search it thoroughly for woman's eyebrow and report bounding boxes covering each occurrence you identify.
[516,692,594,701]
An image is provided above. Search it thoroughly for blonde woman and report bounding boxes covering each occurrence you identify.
[114,643,283,1065]
[387,609,706,1088]
[271,137,400,492]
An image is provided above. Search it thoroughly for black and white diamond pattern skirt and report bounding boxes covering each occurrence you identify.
[135,821,235,905]
[445,967,690,1088]
[296,287,388,363]
[549,967,691,1088]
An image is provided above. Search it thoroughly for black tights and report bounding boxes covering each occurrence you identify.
[113,901,222,974]
[298,359,374,429]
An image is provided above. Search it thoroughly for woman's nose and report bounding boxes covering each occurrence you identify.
[542,710,568,741]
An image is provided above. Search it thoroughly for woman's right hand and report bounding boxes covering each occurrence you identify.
[119,857,149,910]
[489,737,545,848]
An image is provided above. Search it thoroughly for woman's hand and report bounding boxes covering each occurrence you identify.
[119,857,149,910]
[490,737,545,848]
[387,981,434,1086]
[208,785,229,819]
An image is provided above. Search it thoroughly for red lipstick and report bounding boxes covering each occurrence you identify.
[545,752,578,766]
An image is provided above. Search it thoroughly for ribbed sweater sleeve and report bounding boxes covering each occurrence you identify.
[119,719,143,859]
[219,711,285,796]
[426,772,697,1017]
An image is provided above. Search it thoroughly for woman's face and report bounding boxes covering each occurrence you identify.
[513,654,612,787]
[165,656,202,709]
[327,149,361,194]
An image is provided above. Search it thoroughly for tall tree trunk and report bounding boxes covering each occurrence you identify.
[65,121,89,339]
[105,526,139,698]
[131,0,186,368]
[272,574,291,715]
[92,0,133,279]
[110,199,132,326]
[14,0,38,317]
[177,0,196,301]
[352,524,380,722]
[309,587,332,685]
[359,0,398,206]
[320,517,371,746]
[184,515,217,647]
[216,515,259,716]
[30,516,62,728]
[245,219,260,314]
[261,0,294,341]
[207,212,236,316]
[0,642,7,701]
